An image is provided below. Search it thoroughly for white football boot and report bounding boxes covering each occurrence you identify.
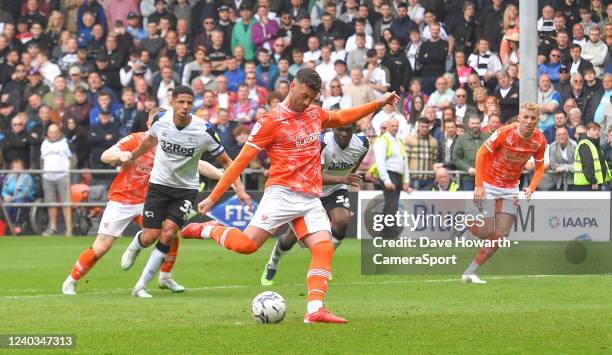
[157,277,186,293]
[132,287,153,298]
[121,246,141,271]
[62,276,77,295]
[461,274,487,284]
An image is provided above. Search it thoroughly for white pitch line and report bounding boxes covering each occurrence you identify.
[0,274,591,300]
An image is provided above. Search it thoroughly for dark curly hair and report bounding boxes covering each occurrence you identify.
[295,68,322,92]
[173,85,194,98]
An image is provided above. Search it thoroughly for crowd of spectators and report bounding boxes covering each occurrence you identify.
[1,0,612,221]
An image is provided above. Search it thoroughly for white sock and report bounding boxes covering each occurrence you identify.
[266,241,287,270]
[307,300,323,314]
[135,248,167,289]
[158,271,171,280]
[464,260,480,275]
[130,231,145,251]
[201,225,215,238]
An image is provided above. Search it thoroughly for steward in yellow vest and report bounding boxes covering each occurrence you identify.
[369,118,410,239]
[573,123,612,190]
[431,167,460,191]
[368,132,407,182]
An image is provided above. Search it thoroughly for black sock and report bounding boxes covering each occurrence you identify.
[136,231,145,248]
[331,228,345,241]
[156,241,171,253]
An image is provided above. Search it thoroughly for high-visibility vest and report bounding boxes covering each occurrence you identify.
[369,134,407,181]
[432,181,460,192]
[573,138,612,185]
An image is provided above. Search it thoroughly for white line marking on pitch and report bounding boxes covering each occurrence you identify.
[0,275,597,300]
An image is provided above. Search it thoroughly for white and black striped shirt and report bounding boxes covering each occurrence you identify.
[538,17,555,37]
[467,51,502,79]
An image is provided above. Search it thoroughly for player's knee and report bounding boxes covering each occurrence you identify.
[469,224,480,237]
[471,220,494,239]
[140,230,158,247]
[159,225,178,244]
[331,207,351,223]
[91,245,108,258]
[159,231,176,245]
[279,231,298,250]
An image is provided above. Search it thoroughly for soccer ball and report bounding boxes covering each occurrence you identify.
[251,291,287,324]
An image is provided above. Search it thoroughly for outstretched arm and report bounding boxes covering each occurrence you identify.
[323,92,400,129]
[101,146,131,165]
[197,160,251,207]
[197,160,224,180]
[102,134,144,165]
[526,161,546,195]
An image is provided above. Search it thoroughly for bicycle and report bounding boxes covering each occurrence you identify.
[29,184,94,236]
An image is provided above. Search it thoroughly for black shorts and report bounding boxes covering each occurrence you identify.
[143,183,197,229]
[320,189,351,214]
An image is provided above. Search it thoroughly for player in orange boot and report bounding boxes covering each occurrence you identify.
[457,102,547,284]
[181,68,400,323]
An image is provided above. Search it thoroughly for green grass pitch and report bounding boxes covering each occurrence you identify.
[1,237,611,354]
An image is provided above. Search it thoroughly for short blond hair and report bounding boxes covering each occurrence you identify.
[520,102,541,117]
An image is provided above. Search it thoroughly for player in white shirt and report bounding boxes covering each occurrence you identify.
[61,108,237,296]
[119,85,250,297]
[260,125,369,285]
[40,123,73,237]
